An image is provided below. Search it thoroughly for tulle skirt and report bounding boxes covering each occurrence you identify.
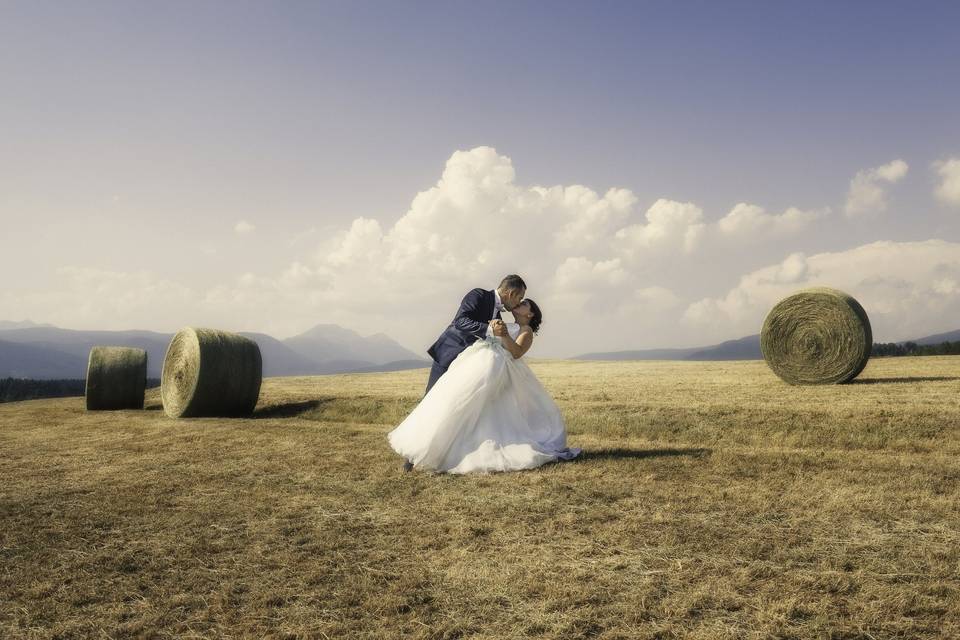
[388,337,581,473]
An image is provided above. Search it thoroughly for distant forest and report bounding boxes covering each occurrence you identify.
[872,341,960,357]
[0,378,160,403]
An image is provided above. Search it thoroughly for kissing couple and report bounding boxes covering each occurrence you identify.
[388,274,581,474]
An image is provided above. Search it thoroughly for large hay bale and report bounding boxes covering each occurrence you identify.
[761,287,872,385]
[161,327,262,418]
[85,346,147,410]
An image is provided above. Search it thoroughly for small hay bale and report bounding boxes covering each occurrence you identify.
[761,287,872,385]
[85,346,147,410]
[160,327,262,418]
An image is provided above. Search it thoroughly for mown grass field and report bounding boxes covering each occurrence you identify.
[2,357,959,639]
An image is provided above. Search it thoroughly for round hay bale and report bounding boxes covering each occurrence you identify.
[85,346,147,410]
[761,287,872,385]
[161,327,262,418]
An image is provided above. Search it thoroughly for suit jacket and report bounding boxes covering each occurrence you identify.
[427,288,502,370]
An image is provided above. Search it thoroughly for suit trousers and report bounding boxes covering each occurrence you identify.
[425,361,447,396]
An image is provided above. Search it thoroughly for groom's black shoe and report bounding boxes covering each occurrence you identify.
[402,460,414,472]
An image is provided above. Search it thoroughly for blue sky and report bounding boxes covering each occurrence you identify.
[2,1,959,355]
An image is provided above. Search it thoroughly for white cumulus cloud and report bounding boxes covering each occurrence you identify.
[554,257,629,291]
[187,149,941,354]
[684,240,960,343]
[933,157,960,207]
[717,203,829,238]
[614,198,705,257]
[234,220,256,235]
[206,147,699,353]
[844,159,909,216]
[12,147,954,358]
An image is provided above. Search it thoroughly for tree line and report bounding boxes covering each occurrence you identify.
[872,341,960,357]
[0,378,160,403]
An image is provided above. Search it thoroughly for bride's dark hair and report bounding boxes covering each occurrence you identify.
[522,298,543,334]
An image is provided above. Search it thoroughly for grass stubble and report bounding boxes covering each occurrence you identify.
[1,357,958,638]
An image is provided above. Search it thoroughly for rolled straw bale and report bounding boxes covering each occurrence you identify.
[85,346,147,410]
[761,287,872,385]
[161,327,262,418]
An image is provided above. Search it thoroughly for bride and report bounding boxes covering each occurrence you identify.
[388,299,581,474]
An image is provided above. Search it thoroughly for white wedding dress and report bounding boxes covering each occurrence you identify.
[388,323,581,474]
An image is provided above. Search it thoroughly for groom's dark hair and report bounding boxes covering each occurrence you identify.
[499,274,527,292]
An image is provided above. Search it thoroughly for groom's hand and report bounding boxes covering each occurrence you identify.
[491,320,507,337]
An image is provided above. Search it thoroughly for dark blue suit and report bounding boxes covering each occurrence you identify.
[425,288,501,394]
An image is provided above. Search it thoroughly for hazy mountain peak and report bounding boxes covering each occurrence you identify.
[292,323,363,341]
[0,322,426,379]
[575,334,763,361]
[0,320,56,330]
[284,323,422,365]
[911,329,960,346]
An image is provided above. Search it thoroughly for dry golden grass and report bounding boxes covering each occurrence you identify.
[1,357,959,639]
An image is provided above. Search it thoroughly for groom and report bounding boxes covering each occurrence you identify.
[425,274,527,395]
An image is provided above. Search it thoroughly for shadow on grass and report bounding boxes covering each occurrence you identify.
[575,447,712,462]
[852,376,960,385]
[253,399,328,419]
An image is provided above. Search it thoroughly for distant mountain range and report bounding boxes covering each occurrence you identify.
[0,320,56,330]
[575,334,763,362]
[0,321,429,379]
[911,329,960,345]
[4,319,958,378]
[573,330,960,362]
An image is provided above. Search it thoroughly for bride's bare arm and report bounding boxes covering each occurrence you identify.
[500,327,533,359]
